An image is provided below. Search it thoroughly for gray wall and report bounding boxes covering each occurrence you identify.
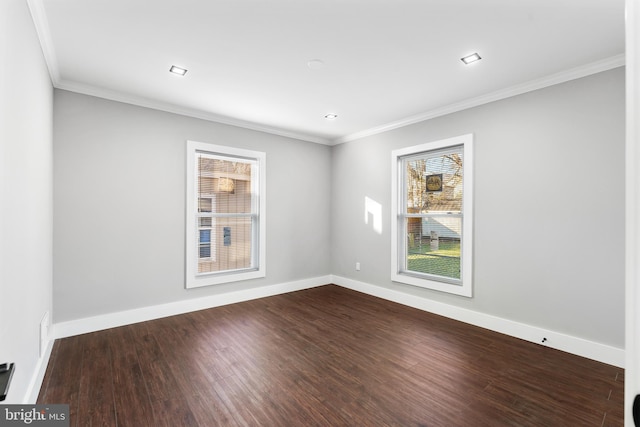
[0,0,53,402]
[53,91,332,322]
[53,67,624,349]
[331,68,625,348]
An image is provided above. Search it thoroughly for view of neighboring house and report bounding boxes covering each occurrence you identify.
[197,155,253,274]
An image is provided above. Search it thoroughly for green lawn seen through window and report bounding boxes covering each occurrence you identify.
[407,239,460,279]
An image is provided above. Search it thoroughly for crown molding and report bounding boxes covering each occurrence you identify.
[27,0,60,84]
[55,79,332,145]
[333,54,626,145]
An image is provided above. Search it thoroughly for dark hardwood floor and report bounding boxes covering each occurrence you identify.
[38,285,624,426]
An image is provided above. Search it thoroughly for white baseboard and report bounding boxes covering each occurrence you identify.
[24,338,54,403]
[48,274,624,369]
[331,275,625,368]
[52,276,330,339]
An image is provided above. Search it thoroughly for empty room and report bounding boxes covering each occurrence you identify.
[3,0,640,426]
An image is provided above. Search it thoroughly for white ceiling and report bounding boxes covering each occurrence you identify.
[28,0,625,145]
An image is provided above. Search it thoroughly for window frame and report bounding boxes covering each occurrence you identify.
[199,226,213,260]
[391,134,473,297]
[185,141,266,289]
[197,198,215,261]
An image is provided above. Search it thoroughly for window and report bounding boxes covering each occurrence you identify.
[186,141,266,288]
[391,134,473,297]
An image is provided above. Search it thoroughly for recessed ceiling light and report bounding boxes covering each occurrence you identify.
[169,65,188,76]
[461,53,482,65]
[324,113,338,120]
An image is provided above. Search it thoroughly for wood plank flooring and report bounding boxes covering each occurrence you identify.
[38,285,624,426]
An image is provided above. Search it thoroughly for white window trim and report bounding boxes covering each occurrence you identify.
[391,134,473,297]
[185,140,266,288]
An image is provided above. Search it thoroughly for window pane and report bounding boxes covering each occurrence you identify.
[197,156,253,214]
[196,153,256,274]
[199,244,211,258]
[405,216,462,280]
[198,198,212,213]
[405,147,463,214]
[197,216,253,274]
[199,229,211,243]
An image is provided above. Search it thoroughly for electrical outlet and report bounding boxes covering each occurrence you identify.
[40,312,50,358]
[356,262,361,271]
